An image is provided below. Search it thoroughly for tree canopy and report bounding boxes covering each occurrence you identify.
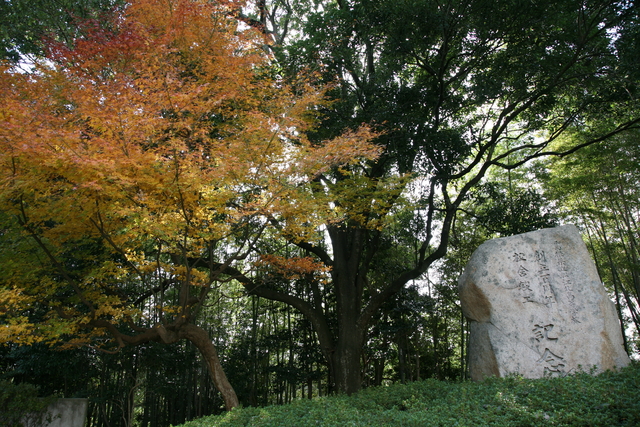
[0,0,123,61]
[1,0,640,419]
[0,0,378,410]
[231,0,640,394]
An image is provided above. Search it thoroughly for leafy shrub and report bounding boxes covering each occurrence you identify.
[174,362,640,427]
[0,381,57,427]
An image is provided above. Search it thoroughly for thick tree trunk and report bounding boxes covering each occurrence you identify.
[179,323,239,410]
[328,224,365,394]
[333,339,364,394]
[332,313,366,394]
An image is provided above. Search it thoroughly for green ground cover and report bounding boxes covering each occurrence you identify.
[175,363,639,427]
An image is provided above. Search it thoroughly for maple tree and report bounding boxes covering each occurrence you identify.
[0,0,379,410]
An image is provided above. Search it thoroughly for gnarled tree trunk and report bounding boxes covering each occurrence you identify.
[179,323,239,410]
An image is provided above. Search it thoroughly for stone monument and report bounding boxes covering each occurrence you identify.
[458,225,629,380]
[44,398,88,427]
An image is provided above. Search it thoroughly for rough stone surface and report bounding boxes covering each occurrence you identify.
[45,398,88,427]
[458,225,630,380]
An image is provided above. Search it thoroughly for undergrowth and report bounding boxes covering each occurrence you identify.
[175,362,640,427]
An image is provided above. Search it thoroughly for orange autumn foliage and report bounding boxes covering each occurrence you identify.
[0,0,380,348]
[256,254,331,282]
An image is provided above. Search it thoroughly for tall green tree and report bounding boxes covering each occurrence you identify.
[231,0,640,394]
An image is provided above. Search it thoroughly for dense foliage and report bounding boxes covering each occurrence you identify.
[228,0,640,396]
[0,381,57,427]
[1,0,640,425]
[176,363,640,427]
[0,0,123,61]
[0,0,378,412]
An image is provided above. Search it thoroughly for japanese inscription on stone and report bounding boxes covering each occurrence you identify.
[458,225,629,381]
[512,249,557,308]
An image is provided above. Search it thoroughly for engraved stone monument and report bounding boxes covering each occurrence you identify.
[458,225,630,380]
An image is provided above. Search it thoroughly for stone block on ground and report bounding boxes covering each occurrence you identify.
[45,398,88,427]
[458,225,629,380]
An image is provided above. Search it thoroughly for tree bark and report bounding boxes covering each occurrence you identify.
[179,323,240,410]
[332,321,365,394]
